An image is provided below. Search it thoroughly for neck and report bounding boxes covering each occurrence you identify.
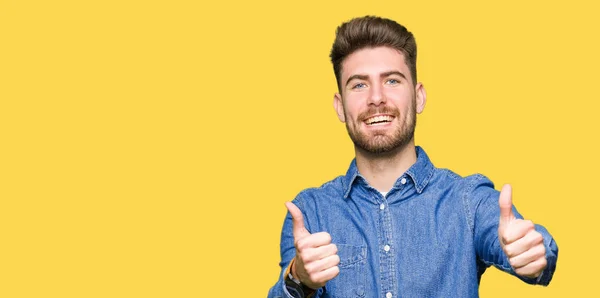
[355,141,417,193]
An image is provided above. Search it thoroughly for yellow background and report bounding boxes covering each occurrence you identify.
[1,0,597,296]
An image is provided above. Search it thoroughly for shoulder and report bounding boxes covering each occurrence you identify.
[433,169,500,216]
[432,167,495,192]
[290,176,345,232]
[427,168,499,210]
[430,168,499,231]
[294,175,345,206]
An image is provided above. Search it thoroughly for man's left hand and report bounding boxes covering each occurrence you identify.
[498,184,547,279]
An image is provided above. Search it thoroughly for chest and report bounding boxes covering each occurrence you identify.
[319,192,470,248]
[315,195,474,297]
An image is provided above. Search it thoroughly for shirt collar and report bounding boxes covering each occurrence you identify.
[342,146,435,198]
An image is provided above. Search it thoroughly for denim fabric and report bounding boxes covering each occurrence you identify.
[268,146,558,298]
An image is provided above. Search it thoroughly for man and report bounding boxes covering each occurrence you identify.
[268,16,558,298]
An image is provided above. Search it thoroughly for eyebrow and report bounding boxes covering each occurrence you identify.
[345,71,408,87]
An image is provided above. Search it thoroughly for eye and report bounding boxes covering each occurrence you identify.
[386,78,400,85]
[352,82,367,89]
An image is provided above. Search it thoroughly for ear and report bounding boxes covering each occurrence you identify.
[415,83,427,114]
[333,93,346,123]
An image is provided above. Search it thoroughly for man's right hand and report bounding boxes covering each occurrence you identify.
[285,202,340,290]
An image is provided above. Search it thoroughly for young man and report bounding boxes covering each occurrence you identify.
[268,16,558,298]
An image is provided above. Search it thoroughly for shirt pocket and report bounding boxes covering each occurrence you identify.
[326,243,367,298]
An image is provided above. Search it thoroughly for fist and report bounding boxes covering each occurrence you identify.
[286,202,340,289]
[498,184,547,278]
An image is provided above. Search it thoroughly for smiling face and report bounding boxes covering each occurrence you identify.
[334,46,426,154]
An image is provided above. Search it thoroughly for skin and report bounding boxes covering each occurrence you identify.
[286,46,547,290]
[286,202,339,290]
[333,46,426,193]
[498,184,548,278]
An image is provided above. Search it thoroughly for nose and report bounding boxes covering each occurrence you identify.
[367,84,385,106]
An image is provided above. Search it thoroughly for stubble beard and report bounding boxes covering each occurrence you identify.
[345,99,417,155]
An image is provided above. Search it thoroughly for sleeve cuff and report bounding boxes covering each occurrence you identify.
[532,224,558,286]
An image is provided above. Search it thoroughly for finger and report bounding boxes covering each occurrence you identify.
[509,243,546,269]
[503,229,544,258]
[502,219,534,245]
[498,184,515,224]
[305,254,341,274]
[286,202,309,240]
[514,256,547,278]
[309,265,340,286]
[298,243,338,263]
[296,232,332,250]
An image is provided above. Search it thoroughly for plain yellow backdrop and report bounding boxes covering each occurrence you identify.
[1,0,598,297]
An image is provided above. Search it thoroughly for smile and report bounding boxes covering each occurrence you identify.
[364,115,394,125]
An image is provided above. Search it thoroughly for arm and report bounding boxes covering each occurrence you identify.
[469,176,558,285]
[267,201,307,298]
[268,200,339,298]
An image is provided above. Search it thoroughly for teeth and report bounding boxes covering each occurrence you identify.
[366,115,393,124]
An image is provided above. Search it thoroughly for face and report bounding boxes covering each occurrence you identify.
[334,46,426,154]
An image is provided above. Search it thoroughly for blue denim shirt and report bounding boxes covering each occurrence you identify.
[268,146,558,298]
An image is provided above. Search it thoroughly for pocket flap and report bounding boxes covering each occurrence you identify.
[337,244,367,268]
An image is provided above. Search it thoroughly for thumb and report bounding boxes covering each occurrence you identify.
[285,202,310,240]
[498,184,515,224]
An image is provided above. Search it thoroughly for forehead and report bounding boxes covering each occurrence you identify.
[341,46,410,81]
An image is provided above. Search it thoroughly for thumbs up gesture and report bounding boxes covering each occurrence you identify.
[498,184,547,278]
[285,202,340,289]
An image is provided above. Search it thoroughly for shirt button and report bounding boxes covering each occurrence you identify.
[401,177,407,185]
[384,245,390,252]
[386,292,393,298]
[380,203,385,210]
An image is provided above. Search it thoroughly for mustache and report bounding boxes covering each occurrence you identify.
[358,107,399,121]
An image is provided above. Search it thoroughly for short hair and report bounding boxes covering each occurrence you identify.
[329,16,418,91]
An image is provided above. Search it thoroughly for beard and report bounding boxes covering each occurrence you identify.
[344,99,416,154]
